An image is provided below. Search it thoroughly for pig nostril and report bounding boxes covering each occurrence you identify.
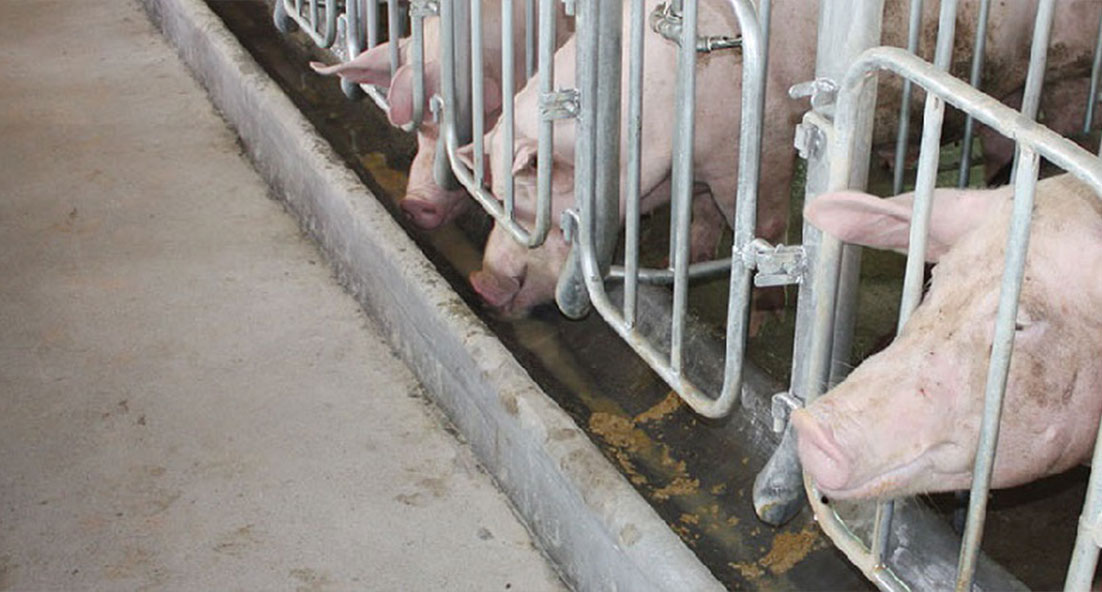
[792,409,853,492]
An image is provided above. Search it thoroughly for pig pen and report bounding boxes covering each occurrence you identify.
[143,0,1102,589]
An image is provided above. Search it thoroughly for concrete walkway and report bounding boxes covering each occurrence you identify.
[0,1,566,590]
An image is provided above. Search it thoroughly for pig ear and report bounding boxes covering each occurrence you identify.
[511,137,539,177]
[805,187,1008,262]
[309,44,393,85]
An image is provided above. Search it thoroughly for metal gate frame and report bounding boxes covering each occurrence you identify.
[551,0,770,418]
[792,1,1102,590]
[436,0,562,248]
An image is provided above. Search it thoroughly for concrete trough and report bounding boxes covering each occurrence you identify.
[137,0,724,589]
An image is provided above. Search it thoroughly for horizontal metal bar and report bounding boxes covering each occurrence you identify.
[608,259,733,285]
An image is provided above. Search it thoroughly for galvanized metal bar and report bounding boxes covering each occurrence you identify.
[891,0,923,196]
[1020,0,1056,123]
[954,148,1040,592]
[623,0,646,329]
[1065,420,1102,589]
[552,0,599,318]
[957,0,991,188]
[502,0,517,218]
[387,0,402,76]
[611,258,732,285]
[404,3,426,131]
[367,0,379,49]
[471,0,486,187]
[872,0,958,566]
[535,0,558,242]
[668,0,699,375]
[592,0,624,291]
[1085,9,1102,135]
[526,0,537,80]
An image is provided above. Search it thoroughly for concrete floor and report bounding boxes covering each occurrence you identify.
[0,1,567,590]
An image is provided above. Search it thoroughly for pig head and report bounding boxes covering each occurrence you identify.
[792,174,1102,500]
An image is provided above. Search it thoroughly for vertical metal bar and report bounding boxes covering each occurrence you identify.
[472,0,485,187]
[526,0,537,80]
[793,0,885,405]
[406,4,426,130]
[1087,9,1102,135]
[436,0,472,190]
[536,0,557,243]
[309,0,318,32]
[667,0,685,271]
[958,0,991,188]
[367,0,379,49]
[954,147,1040,592]
[669,0,697,375]
[1065,424,1102,589]
[593,0,623,284]
[892,0,924,196]
[1020,0,1056,123]
[502,0,517,217]
[624,0,646,329]
[387,0,401,77]
[877,0,961,567]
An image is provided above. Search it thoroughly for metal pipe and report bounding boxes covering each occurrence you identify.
[1084,9,1102,134]
[471,0,485,187]
[958,0,991,188]
[669,0,698,374]
[367,0,379,49]
[892,0,924,196]
[624,0,646,329]
[387,0,401,75]
[526,0,537,80]
[535,0,558,243]
[954,148,1040,592]
[502,0,517,217]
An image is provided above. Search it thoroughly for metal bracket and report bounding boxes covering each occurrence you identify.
[770,391,803,433]
[560,208,580,243]
[410,0,439,18]
[741,239,806,288]
[650,2,742,53]
[540,89,581,121]
[793,121,826,160]
[789,77,838,111]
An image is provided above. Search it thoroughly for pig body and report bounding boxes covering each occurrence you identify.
[466,0,806,316]
[793,174,1102,500]
[311,4,573,229]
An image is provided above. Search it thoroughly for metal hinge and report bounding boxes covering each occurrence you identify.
[770,391,803,433]
[741,239,806,288]
[540,89,581,121]
[410,0,439,18]
[650,2,742,53]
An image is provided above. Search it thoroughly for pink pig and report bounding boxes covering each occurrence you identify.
[311,4,572,230]
[462,0,807,316]
[793,174,1102,500]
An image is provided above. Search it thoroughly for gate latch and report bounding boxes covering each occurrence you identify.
[770,391,803,433]
[789,77,838,110]
[541,89,581,121]
[742,239,806,288]
[410,0,439,17]
[650,2,742,53]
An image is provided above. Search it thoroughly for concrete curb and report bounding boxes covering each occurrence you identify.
[138,0,724,589]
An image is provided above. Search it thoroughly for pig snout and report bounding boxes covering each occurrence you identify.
[469,268,522,311]
[399,188,469,230]
[791,409,855,494]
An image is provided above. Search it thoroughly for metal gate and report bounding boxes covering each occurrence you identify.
[785,1,1102,590]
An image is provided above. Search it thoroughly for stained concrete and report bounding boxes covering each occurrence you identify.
[0,1,567,590]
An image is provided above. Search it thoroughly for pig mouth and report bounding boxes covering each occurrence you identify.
[813,450,971,501]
